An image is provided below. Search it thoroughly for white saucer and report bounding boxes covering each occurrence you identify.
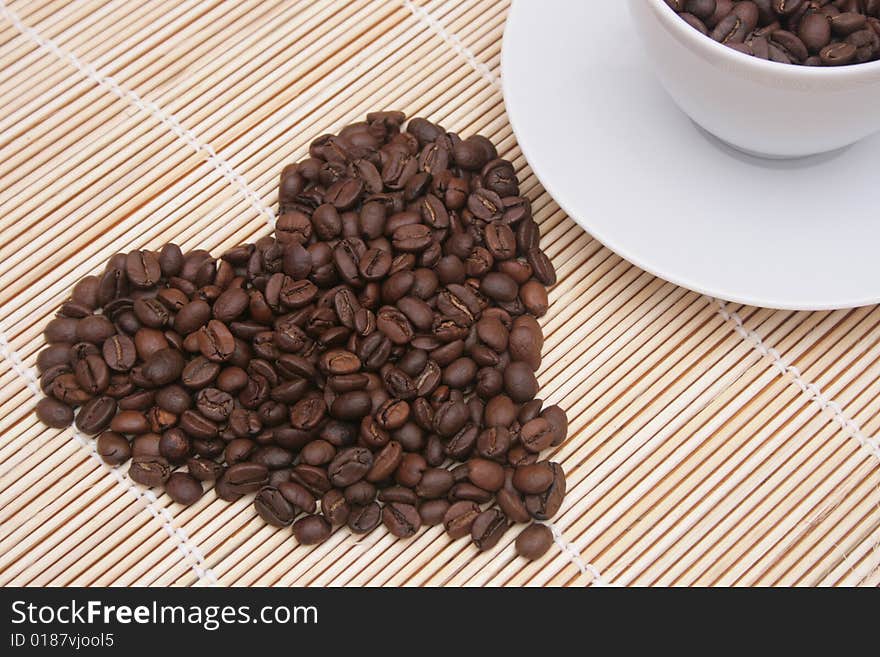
[502,1,880,310]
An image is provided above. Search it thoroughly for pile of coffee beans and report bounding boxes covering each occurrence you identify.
[34,111,568,560]
[666,0,880,65]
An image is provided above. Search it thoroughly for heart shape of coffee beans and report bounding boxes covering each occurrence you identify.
[35,111,568,560]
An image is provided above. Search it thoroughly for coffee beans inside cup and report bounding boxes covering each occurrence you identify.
[666,0,880,65]
[34,111,566,562]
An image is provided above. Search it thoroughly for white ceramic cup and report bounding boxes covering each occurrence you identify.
[629,0,880,158]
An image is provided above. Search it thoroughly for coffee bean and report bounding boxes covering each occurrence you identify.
[36,397,74,428]
[96,431,131,465]
[415,467,454,498]
[75,395,116,434]
[142,348,185,386]
[347,502,382,533]
[443,500,481,539]
[382,502,421,537]
[128,456,171,487]
[513,461,555,494]
[126,251,161,288]
[471,508,508,551]
[328,446,373,486]
[44,318,79,343]
[321,489,350,525]
[466,458,505,491]
[293,514,332,545]
[255,487,296,526]
[179,409,218,440]
[525,462,566,521]
[102,334,137,371]
[502,361,538,404]
[165,472,203,505]
[330,390,372,420]
[181,356,220,389]
[418,499,450,526]
[515,523,553,560]
[224,462,269,494]
[279,481,318,514]
[520,418,555,453]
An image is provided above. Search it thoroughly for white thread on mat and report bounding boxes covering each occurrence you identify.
[401,0,500,88]
[711,297,880,462]
[0,328,41,396]
[0,326,217,585]
[548,522,607,586]
[0,0,276,228]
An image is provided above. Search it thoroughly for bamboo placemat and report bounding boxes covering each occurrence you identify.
[1,0,879,588]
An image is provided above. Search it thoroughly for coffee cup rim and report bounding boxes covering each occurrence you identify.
[647,0,880,78]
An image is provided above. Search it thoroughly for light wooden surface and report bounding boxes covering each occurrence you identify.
[1,0,879,587]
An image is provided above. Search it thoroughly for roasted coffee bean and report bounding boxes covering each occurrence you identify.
[471,508,508,551]
[179,409,218,439]
[379,485,419,505]
[132,433,162,458]
[477,425,511,461]
[366,440,403,482]
[331,390,372,420]
[188,457,223,481]
[513,461,555,494]
[525,462,566,521]
[255,487,296,526]
[165,472,203,505]
[504,361,539,403]
[110,410,149,434]
[174,300,211,334]
[344,480,376,506]
[443,500,481,539]
[293,514,332,545]
[37,343,71,373]
[497,486,531,524]
[301,439,336,466]
[225,462,270,494]
[102,334,137,371]
[328,446,373,486]
[194,387,233,422]
[96,431,131,465]
[44,317,79,343]
[75,395,116,434]
[279,481,318,514]
[159,428,190,463]
[520,417,555,453]
[415,467,454,498]
[154,384,191,413]
[466,458,505,491]
[383,502,421,537]
[76,315,116,344]
[125,251,161,288]
[36,397,74,428]
[419,498,450,525]
[142,348,185,385]
[541,404,568,446]
[128,456,171,487]
[321,489,350,525]
[515,523,553,560]
[348,502,382,533]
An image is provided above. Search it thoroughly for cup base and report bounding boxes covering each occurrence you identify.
[693,122,853,161]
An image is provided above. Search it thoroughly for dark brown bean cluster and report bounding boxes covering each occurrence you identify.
[34,111,566,560]
[666,0,880,65]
